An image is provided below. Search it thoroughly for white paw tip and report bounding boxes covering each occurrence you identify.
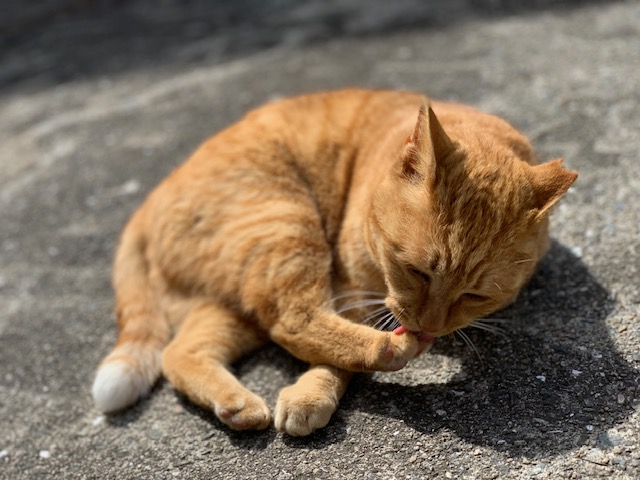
[91,360,148,413]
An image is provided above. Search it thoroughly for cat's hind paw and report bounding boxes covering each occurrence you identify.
[214,391,271,431]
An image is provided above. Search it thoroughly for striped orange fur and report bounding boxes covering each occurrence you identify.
[92,89,577,435]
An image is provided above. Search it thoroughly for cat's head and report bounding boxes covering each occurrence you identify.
[367,103,577,336]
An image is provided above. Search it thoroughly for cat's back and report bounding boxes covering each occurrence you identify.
[133,89,421,274]
[144,89,421,228]
[224,88,422,161]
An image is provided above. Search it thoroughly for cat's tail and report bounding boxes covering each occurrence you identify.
[91,210,171,413]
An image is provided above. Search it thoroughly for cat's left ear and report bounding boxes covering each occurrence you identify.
[530,158,578,219]
[401,100,454,183]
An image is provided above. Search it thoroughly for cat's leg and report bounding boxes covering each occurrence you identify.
[183,183,419,372]
[268,306,419,373]
[274,365,352,436]
[161,302,270,430]
[240,218,420,372]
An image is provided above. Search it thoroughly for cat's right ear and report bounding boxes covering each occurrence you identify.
[530,158,578,219]
[401,101,454,183]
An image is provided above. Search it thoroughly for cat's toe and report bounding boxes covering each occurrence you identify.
[376,331,420,371]
[274,386,337,436]
[214,392,271,431]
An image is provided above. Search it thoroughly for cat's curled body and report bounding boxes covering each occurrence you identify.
[92,89,577,436]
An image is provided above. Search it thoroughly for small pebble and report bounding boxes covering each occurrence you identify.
[536,375,546,382]
[586,425,594,431]
[0,450,8,458]
[436,409,447,417]
[146,428,162,440]
[571,369,582,377]
[529,464,545,475]
[612,456,626,466]
[118,179,141,195]
[92,415,105,427]
[584,448,609,466]
[571,246,583,257]
[39,450,50,459]
[617,394,625,404]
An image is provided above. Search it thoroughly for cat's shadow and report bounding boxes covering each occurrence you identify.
[127,240,635,458]
[340,240,637,458]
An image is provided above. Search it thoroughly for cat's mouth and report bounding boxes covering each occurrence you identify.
[392,325,435,343]
[386,299,454,338]
[384,306,438,339]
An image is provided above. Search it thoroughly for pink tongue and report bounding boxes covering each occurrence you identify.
[392,326,408,335]
[393,326,435,343]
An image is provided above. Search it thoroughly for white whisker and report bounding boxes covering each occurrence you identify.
[363,311,391,327]
[336,299,387,314]
[372,312,393,329]
[470,322,509,339]
[477,317,509,324]
[456,330,481,359]
[373,312,396,330]
[363,306,391,323]
[514,258,535,264]
[330,290,386,302]
[378,315,401,332]
[382,317,401,331]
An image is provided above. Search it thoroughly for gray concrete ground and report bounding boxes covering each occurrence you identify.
[1,0,639,478]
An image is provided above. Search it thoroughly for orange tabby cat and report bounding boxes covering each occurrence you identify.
[92,89,577,436]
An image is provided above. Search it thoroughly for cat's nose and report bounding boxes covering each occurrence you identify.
[418,311,447,335]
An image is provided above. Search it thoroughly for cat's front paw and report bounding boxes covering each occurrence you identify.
[274,384,338,436]
[373,329,421,371]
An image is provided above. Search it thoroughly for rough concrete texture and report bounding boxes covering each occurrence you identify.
[1,0,639,478]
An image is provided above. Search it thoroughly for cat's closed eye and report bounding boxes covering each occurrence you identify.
[462,293,489,303]
[408,266,431,283]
